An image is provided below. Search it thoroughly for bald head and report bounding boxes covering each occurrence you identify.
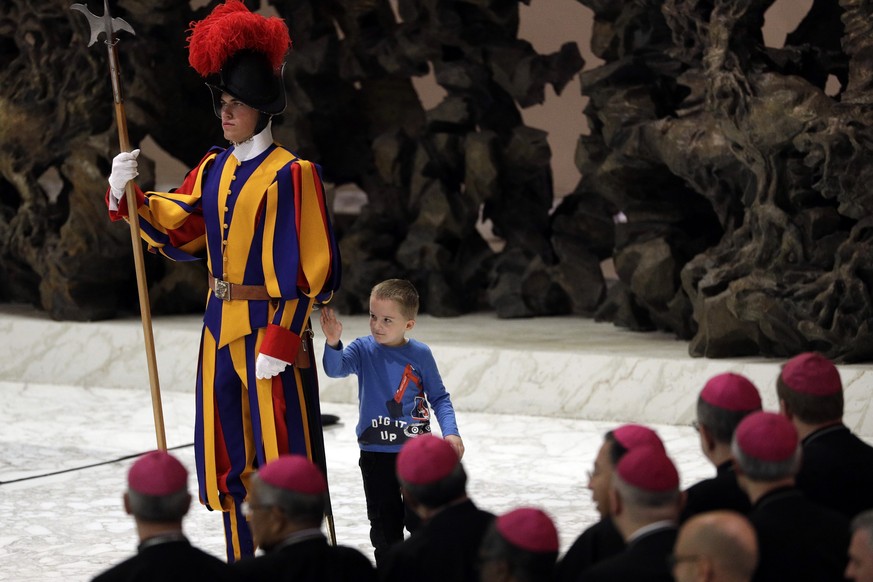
[673,511,758,582]
[847,510,873,582]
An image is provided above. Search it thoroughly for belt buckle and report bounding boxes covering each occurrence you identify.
[214,279,231,301]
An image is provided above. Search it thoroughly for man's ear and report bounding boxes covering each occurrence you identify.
[123,492,132,516]
[731,457,751,495]
[779,398,792,419]
[699,423,717,453]
[401,485,424,517]
[698,556,715,582]
[609,486,622,517]
[265,506,286,537]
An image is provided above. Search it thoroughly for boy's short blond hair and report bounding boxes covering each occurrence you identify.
[371,279,419,320]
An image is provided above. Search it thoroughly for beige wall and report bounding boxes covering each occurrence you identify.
[518,0,599,197]
[410,0,814,199]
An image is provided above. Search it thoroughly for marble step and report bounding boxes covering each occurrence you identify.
[2,304,871,436]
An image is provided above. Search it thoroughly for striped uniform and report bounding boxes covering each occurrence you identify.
[108,143,341,561]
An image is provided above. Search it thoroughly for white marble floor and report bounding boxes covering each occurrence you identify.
[0,381,711,582]
[2,306,871,581]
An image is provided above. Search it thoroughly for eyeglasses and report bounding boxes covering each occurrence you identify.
[667,553,702,568]
[240,501,273,517]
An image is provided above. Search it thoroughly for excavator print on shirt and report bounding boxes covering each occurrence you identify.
[360,364,432,446]
[389,364,432,438]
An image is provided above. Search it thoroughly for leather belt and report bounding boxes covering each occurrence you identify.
[208,274,274,301]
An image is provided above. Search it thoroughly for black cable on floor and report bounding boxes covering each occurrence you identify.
[0,442,195,486]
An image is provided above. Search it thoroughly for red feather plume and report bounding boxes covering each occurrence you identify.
[187,0,292,77]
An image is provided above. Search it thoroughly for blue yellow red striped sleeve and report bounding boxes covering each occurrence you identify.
[105,149,220,261]
[258,160,341,362]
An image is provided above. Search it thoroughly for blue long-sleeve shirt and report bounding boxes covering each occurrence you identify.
[322,336,459,452]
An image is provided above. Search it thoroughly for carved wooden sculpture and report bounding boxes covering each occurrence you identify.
[1,0,869,361]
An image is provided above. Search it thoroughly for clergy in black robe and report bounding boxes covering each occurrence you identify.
[582,526,677,582]
[733,410,849,582]
[681,460,751,522]
[579,446,682,582]
[680,372,762,523]
[91,450,237,582]
[748,487,849,582]
[480,507,560,582]
[93,536,238,582]
[556,424,666,582]
[381,434,494,582]
[555,517,625,581]
[234,531,376,582]
[232,455,376,582]
[777,352,873,519]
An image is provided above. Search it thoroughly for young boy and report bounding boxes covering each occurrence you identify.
[319,279,464,565]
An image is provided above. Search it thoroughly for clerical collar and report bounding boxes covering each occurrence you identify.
[627,520,676,544]
[802,423,847,445]
[138,532,188,552]
[717,459,736,474]
[267,528,325,553]
[754,485,799,509]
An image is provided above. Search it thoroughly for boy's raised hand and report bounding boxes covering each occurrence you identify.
[319,306,343,347]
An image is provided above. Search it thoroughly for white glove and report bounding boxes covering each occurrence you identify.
[108,149,140,201]
[255,353,291,379]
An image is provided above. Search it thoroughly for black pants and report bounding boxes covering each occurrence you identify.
[359,450,421,566]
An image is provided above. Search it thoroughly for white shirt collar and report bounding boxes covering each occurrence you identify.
[626,520,676,544]
[232,121,273,162]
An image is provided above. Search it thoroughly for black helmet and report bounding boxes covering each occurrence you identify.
[206,50,286,116]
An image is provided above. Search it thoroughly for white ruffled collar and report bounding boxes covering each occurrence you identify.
[231,121,273,162]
